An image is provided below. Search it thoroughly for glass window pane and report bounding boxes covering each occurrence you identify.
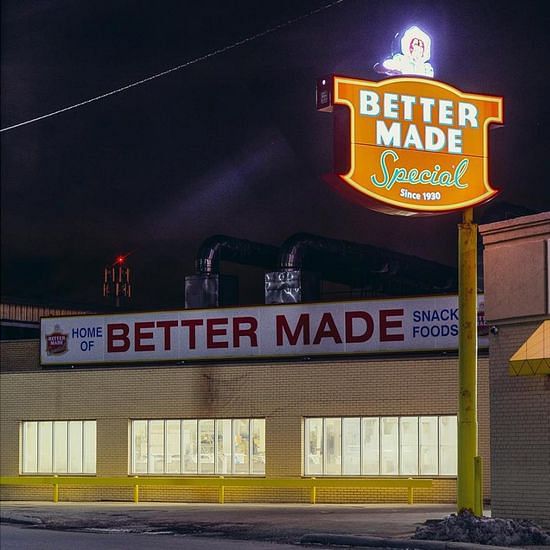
[53,421,68,473]
[380,417,398,475]
[399,417,419,475]
[342,418,361,475]
[324,418,342,475]
[362,417,380,475]
[233,419,250,474]
[68,421,83,473]
[419,416,438,475]
[251,419,265,475]
[22,422,38,473]
[132,420,148,473]
[83,421,96,474]
[148,420,165,474]
[182,420,198,474]
[305,418,323,475]
[439,416,457,475]
[165,420,181,474]
[129,417,265,477]
[199,420,215,474]
[216,419,232,474]
[38,421,53,473]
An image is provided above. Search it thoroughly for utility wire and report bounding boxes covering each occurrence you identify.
[1,0,343,133]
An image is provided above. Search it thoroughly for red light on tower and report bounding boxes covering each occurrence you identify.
[103,253,132,308]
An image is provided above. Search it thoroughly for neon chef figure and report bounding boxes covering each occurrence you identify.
[376,26,434,78]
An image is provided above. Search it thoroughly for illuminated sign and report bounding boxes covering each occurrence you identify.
[374,26,434,78]
[40,295,487,366]
[317,76,503,215]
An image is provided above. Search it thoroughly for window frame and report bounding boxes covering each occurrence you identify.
[130,418,266,476]
[303,415,457,477]
[20,420,97,475]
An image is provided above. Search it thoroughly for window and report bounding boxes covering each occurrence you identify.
[380,417,398,475]
[439,416,458,475]
[304,416,457,476]
[130,419,265,475]
[21,421,96,474]
[419,416,438,475]
[342,417,360,475]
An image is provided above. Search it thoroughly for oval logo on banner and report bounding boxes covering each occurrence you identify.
[319,76,503,216]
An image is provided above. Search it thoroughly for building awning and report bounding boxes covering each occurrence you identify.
[509,320,550,376]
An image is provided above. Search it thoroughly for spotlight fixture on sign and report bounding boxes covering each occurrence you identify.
[374,26,434,78]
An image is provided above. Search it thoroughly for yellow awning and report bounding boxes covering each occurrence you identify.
[509,320,550,376]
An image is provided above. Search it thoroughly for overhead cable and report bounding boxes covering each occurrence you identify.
[1,0,343,133]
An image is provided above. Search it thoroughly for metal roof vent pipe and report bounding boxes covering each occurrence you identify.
[265,269,320,305]
[185,235,279,309]
[265,233,327,304]
[265,232,457,304]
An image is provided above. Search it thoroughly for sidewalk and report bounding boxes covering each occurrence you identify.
[0,502,546,549]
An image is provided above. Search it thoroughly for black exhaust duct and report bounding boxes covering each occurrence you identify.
[195,234,279,275]
[265,232,457,304]
[185,235,279,309]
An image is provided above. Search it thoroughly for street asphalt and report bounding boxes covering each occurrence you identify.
[0,501,546,549]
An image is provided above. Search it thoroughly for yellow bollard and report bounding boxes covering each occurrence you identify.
[53,475,59,503]
[310,484,317,505]
[218,477,225,504]
[474,456,483,516]
[407,479,413,505]
[457,207,479,513]
[133,477,139,504]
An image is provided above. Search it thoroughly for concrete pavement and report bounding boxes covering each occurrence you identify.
[0,502,546,549]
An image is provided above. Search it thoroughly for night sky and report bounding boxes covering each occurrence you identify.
[1,0,549,309]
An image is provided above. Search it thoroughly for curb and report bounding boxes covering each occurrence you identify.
[299,533,521,549]
[0,515,43,526]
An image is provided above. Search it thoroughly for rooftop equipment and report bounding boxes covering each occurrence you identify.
[185,235,279,309]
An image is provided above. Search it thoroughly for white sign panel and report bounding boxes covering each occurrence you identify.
[41,295,488,366]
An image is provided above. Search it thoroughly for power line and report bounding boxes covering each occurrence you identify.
[1,0,344,133]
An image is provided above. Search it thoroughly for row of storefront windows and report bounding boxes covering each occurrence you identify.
[20,416,457,477]
[305,416,457,476]
[131,418,266,475]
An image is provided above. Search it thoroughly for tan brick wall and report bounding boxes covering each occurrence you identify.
[487,323,550,528]
[480,213,550,529]
[0,339,40,373]
[1,340,490,504]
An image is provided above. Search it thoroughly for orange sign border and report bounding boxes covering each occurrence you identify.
[333,76,503,214]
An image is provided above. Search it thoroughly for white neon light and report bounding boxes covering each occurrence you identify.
[375,26,434,78]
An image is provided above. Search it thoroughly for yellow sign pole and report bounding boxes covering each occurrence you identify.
[457,207,479,513]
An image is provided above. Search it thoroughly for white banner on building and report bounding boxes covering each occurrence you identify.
[40,295,488,366]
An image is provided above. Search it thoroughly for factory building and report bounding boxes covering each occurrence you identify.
[1,232,495,505]
[10,209,550,527]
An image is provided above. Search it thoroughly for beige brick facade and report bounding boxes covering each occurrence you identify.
[480,212,550,529]
[1,338,490,504]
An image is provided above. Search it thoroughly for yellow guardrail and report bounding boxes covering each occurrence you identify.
[0,475,432,505]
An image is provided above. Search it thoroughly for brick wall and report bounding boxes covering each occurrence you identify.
[480,212,550,529]
[0,339,40,373]
[0,339,490,504]
[487,323,550,527]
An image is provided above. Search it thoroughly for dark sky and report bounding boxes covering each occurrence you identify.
[1,0,549,309]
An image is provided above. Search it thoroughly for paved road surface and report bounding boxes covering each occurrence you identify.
[1,524,367,550]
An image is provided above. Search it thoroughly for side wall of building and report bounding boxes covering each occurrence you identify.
[480,212,550,528]
[1,339,490,504]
